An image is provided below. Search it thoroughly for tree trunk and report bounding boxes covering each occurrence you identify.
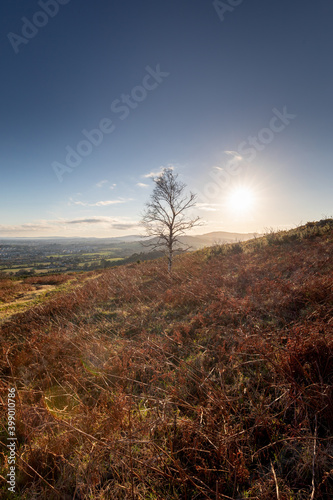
[168,248,173,273]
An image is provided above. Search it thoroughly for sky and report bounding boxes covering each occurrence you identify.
[0,0,332,238]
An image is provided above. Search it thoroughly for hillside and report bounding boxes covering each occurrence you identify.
[143,231,258,250]
[0,220,332,499]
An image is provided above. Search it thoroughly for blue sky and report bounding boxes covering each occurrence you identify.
[0,0,332,237]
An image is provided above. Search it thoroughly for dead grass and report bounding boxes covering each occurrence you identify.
[0,220,333,499]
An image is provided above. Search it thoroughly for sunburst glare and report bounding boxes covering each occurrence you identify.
[226,187,256,213]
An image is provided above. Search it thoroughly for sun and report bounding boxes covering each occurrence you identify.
[226,187,256,212]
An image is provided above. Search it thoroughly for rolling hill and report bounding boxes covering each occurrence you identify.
[0,220,332,499]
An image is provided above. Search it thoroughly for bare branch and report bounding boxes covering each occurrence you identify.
[140,168,201,272]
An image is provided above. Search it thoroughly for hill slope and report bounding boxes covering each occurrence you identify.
[0,220,332,499]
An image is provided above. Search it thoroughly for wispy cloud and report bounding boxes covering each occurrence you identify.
[94,199,129,206]
[143,166,174,178]
[0,222,51,233]
[0,217,139,236]
[113,223,138,230]
[69,199,86,206]
[211,152,243,173]
[137,182,149,188]
[69,197,131,207]
[224,150,243,161]
[95,180,116,189]
[63,216,137,228]
[95,179,108,188]
[143,170,163,179]
[196,203,220,212]
[66,218,105,225]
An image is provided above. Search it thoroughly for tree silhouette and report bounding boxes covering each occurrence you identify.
[141,168,201,272]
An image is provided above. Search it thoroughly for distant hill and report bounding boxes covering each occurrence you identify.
[118,231,258,247]
[0,232,258,259]
[0,231,257,246]
[177,231,258,249]
[196,230,259,242]
[133,231,258,253]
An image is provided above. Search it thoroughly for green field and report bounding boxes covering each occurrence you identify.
[0,253,125,276]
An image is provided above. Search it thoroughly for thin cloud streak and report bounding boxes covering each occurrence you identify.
[0,217,140,236]
[68,198,131,207]
[196,203,220,212]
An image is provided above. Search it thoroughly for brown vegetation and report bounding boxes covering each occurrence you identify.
[0,220,332,499]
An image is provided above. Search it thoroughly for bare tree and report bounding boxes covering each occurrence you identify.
[141,168,201,272]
